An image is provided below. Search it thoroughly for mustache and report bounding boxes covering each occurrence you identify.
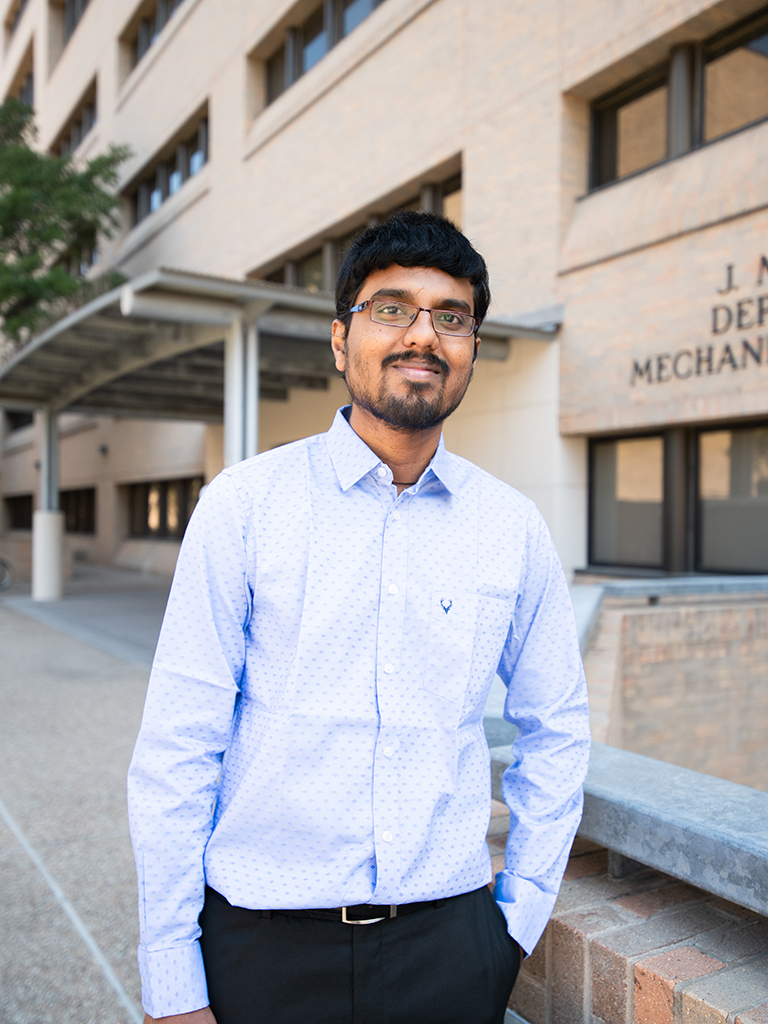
[380,350,450,375]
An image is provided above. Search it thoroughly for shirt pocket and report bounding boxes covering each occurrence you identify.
[423,590,481,704]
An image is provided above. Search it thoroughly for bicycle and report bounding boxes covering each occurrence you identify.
[0,556,14,592]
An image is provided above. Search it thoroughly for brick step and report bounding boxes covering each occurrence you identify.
[492,836,768,1024]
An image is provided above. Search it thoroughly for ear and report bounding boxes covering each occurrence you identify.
[331,319,347,372]
[473,335,481,363]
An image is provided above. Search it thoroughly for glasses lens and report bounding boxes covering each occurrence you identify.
[431,309,475,336]
[370,300,416,326]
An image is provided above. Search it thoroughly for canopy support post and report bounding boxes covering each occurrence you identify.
[224,319,245,467]
[244,321,259,460]
[32,407,64,601]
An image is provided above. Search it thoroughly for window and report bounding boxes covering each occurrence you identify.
[264,0,384,105]
[60,488,95,534]
[127,477,202,538]
[260,171,461,286]
[703,8,768,142]
[592,6,768,188]
[52,81,96,157]
[341,0,377,36]
[5,411,33,431]
[590,436,665,568]
[301,7,327,74]
[699,427,768,572]
[6,0,30,37]
[591,69,669,187]
[123,0,186,69]
[440,175,462,228]
[5,494,33,530]
[64,0,91,43]
[297,250,323,291]
[128,111,208,225]
[17,69,33,107]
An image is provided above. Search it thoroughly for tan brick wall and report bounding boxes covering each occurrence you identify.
[620,603,768,792]
[583,596,768,792]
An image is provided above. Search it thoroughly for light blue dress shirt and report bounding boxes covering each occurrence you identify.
[127,407,590,1018]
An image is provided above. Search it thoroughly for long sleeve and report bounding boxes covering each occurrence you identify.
[493,508,591,955]
[127,472,251,1018]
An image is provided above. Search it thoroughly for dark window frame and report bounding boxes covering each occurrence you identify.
[261,170,462,286]
[60,487,96,534]
[694,419,768,575]
[5,411,34,431]
[587,431,667,571]
[51,79,97,157]
[126,476,203,539]
[590,3,768,191]
[264,0,385,107]
[6,0,30,36]
[590,64,669,189]
[588,422,768,575]
[63,0,92,44]
[121,0,186,70]
[4,493,33,531]
[126,108,209,227]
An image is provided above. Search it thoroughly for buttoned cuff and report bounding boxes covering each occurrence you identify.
[138,940,209,1018]
[493,871,559,957]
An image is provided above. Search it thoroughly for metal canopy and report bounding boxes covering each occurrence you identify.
[0,267,525,419]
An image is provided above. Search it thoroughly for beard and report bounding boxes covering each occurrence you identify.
[343,348,474,431]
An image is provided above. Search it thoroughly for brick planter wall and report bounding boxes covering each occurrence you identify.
[484,802,768,1024]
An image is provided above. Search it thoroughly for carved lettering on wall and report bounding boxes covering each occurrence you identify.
[630,257,768,385]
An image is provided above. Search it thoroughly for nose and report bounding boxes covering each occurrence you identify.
[403,308,438,348]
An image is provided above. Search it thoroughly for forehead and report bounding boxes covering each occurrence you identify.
[357,265,474,311]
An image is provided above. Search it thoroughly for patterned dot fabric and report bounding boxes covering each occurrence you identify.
[127,406,590,1018]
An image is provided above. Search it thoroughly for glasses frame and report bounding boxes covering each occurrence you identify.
[349,298,479,337]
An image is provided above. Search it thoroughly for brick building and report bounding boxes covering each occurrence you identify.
[1,0,767,583]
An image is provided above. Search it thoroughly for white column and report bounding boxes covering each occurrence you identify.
[32,408,64,601]
[244,321,259,460]
[224,318,245,467]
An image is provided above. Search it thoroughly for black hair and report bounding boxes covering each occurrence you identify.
[335,210,491,335]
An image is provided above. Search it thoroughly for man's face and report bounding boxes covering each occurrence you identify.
[331,265,479,432]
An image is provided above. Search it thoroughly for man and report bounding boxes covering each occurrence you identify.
[128,211,590,1024]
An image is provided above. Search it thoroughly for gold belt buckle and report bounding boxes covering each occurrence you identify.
[341,905,397,925]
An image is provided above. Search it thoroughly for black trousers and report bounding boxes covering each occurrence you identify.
[199,884,520,1024]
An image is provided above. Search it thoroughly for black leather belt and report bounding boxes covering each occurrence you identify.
[268,897,447,925]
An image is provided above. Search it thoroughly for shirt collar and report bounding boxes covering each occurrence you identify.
[325,406,460,496]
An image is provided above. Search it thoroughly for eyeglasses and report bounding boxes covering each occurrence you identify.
[349,298,478,337]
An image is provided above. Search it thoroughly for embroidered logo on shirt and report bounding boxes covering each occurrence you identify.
[440,598,453,614]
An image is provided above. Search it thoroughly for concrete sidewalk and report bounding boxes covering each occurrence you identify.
[0,599,147,1022]
[2,565,171,668]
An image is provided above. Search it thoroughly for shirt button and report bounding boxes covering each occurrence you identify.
[383,746,394,758]
[383,663,394,674]
[377,466,387,478]
[392,510,401,520]
[388,584,398,595]
[382,830,393,842]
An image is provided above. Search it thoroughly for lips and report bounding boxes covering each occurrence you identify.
[381,351,448,378]
[391,362,442,381]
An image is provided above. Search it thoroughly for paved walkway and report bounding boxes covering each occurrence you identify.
[0,604,147,1021]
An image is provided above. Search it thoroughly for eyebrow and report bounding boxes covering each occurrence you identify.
[369,288,473,314]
